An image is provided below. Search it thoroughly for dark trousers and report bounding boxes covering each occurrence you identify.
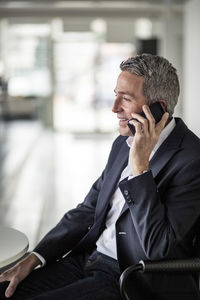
[0,251,123,300]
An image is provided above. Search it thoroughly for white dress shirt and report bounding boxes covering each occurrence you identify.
[33,118,176,265]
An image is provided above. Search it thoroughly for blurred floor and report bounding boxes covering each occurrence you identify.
[0,120,116,250]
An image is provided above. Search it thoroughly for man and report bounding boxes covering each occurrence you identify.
[1,54,200,300]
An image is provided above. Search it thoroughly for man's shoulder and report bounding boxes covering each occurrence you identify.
[176,118,200,144]
[174,118,200,157]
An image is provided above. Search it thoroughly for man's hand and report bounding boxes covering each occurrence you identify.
[0,253,41,298]
[129,105,169,176]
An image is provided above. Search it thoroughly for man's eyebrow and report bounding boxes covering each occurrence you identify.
[114,89,136,98]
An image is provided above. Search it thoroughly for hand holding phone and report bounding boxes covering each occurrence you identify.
[127,102,166,135]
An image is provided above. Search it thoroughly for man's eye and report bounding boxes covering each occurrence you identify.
[123,97,131,102]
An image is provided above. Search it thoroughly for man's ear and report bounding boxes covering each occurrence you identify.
[158,100,167,110]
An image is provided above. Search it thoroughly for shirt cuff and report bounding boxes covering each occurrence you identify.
[128,170,149,180]
[32,252,46,267]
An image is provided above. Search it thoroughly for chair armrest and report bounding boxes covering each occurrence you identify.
[119,258,200,300]
[140,258,200,273]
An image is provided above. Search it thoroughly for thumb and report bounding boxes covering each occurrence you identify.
[5,278,18,298]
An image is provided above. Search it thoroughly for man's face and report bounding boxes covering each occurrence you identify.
[112,71,147,136]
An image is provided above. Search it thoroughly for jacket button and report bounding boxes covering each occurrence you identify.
[127,195,134,204]
[124,189,129,196]
[127,198,132,204]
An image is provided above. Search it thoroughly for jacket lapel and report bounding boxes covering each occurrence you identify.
[95,139,129,222]
[149,118,187,177]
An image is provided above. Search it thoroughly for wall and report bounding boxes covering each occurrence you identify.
[184,0,200,136]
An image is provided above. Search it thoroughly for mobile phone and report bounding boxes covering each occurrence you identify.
[128,102,165,135]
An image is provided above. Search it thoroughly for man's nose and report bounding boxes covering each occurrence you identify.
[112,98,122,113]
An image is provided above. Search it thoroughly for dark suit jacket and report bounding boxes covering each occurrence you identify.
[34,118,200,300]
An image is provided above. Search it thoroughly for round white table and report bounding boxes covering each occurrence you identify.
[0,227,29,268]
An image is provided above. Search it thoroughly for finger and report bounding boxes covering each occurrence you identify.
[0,272,8,282]
[131,112,149,134]
[142,105,156,132]
[131,111,146,124]
[129,119,143,135]
[0,267,15,282]
[5,278,18,298]
[156,112,169,133]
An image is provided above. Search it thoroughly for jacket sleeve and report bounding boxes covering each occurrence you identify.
[119,158,200,260]
[33,135,124,263]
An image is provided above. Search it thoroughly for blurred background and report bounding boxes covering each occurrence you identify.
[0,0,199,250]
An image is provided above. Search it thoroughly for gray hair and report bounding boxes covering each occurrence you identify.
[120,54,180,116]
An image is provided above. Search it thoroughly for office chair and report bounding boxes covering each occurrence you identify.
[120,209,200,299]
[119,258,200,300]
